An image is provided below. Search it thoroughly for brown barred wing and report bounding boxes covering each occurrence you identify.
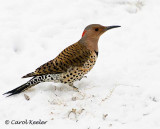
[32,42,91,76]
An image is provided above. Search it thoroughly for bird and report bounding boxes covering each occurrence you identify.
[3,24,120,97]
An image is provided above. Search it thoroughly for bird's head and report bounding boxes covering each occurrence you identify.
[80,24,120,51]
[82,24,120,39]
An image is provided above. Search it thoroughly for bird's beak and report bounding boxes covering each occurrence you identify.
[105,25,121,31]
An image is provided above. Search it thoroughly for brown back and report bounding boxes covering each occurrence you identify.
[34,42,91,76]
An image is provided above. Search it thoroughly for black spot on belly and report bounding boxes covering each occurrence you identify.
[94,51,98,56]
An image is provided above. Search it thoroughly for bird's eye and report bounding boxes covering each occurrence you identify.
[95,28,99,31]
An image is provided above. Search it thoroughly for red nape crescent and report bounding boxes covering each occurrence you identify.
[82,30,86,37]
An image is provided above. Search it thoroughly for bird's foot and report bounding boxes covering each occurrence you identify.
[69,83,79,92]
[72,86,79,92]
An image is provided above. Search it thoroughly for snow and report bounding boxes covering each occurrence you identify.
[0,0,160,128]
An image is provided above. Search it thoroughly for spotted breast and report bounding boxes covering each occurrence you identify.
[59,50,97,85]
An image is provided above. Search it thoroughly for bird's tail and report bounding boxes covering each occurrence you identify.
[3,76,44,97]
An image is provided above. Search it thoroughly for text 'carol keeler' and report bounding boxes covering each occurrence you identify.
[5,119,48,125]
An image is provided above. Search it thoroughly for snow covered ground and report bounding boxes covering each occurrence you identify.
[1,0,160,128]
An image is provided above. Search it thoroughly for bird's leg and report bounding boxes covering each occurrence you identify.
[68,83,86,98]
[69,83,79,92]
[83,76,87,78]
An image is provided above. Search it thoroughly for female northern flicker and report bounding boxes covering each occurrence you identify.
[4,24,120,97]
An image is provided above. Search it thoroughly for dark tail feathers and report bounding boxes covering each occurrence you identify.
[3,76,42,97]
[3,83,32,97]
